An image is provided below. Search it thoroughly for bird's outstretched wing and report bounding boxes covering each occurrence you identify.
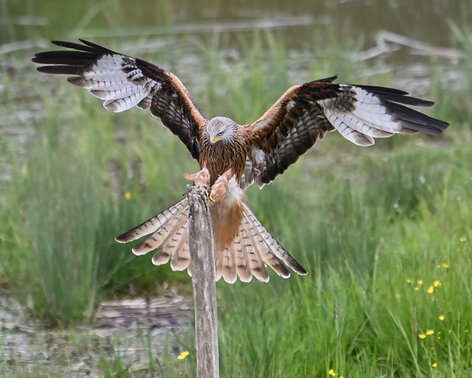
[32,39,207,160]
[242,76,449,188]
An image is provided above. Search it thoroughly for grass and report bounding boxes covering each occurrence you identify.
[214,140,472,377]
[1,1,472,375]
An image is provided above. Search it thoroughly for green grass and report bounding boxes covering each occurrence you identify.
[1,4,472,375]
[2,87,197,325]
[214,139,472,377]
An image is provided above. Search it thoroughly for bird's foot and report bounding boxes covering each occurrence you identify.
[185,168,210,190]
[209,175,229,203]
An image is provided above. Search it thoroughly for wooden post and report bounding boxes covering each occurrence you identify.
[186,184,219,378]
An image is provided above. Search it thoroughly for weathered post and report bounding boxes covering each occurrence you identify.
[186,184,219,378]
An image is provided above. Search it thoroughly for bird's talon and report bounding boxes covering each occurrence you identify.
[209,192,216,203]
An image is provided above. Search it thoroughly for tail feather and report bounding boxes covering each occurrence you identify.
[132,208,188,255]
[239,226,270,282]
[214,247,224,282]
[233,234,252,282]
[115,198,307,284]
[149,218,188,268]
[242,204,308,276]
[152,248,171,266]
[115,198,188,243]
[240,210,291,279]
[151,223,190,270]
[217,246,237,284]
[169,227,190,271]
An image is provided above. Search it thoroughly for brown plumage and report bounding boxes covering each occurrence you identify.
[33,39,449,283]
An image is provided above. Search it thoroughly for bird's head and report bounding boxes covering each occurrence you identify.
[206,117,237,144]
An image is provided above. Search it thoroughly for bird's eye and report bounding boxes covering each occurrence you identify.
[217,131,224,137]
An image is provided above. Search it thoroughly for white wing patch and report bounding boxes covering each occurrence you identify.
[319,85,414,146]
[67,54,156,113]
[325,111,375,146]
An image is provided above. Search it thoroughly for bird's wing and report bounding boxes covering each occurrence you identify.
[241,76,449,188]
[32,39,207,160]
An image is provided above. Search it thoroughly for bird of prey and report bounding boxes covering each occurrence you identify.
[33,39,449,284]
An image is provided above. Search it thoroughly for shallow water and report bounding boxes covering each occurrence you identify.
[0,291,192,375]
[1,0,467,45]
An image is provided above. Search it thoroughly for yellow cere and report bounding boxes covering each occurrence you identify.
[433,280,441,287]
[124,191,132,200]
[427,285,434,294]
[419,334,426,339]
[177,351,190,360]
[439,315,445,321]
[426,330,435,335]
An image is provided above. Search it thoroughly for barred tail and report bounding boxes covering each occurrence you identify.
[214,203,307,284]
[115,199,307,283]
[115,198,192,272]
[217,203,307,283]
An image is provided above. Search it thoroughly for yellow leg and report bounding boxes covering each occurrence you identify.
[209,168,234,203]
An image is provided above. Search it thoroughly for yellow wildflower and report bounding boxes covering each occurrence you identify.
[415,287,419,291]
[441,262,449,268]
[177,351,190,360]
[439,315,445,321]
[427,285,434,294]
[460,236,467,242]
[328,369,336,376]
[426,330,434,335]
[436,264,441,268]
[432,362,438,368]
[418,280,423,285]
[433,280,441,287]
[419,334,426,339]
[124,191,132,200]
[406,279,412,284]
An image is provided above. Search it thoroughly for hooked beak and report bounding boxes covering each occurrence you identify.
[210,136,221,144]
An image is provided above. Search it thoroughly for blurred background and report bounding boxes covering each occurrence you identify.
[1,0,471,376]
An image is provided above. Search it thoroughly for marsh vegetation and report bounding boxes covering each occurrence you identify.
[1,0,471,376]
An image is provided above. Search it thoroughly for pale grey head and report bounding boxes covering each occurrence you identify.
[206,116,237,144]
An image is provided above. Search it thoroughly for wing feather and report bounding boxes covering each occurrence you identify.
[33,39,206,160]
[244,77,449,187]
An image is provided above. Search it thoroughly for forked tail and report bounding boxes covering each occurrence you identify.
[116,199,307,283]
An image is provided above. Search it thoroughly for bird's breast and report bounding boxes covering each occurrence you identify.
[200,137,249,186]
